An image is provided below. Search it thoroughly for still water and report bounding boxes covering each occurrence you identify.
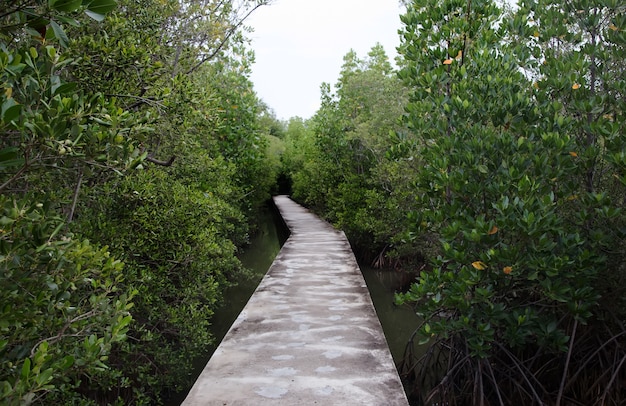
[360,266,421,363]
[208,203,289,345]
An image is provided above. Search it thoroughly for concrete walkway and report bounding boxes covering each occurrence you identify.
[182,195,408,405]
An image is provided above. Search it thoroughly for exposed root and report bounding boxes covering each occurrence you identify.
[399,312,626,406]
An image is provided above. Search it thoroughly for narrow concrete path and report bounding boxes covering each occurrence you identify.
[182,195,408,405]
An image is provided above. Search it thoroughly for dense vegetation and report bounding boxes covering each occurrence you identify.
[0,0,283,404]
[2,0,624,404]
[281,0,625,404]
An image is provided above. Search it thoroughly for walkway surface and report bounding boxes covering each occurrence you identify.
[182,195,408,405]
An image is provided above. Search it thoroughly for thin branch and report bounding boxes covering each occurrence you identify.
[494,342,545,404]
[67,169,83,223]
[556,318,578,406]
[146,155,175,167]
[484,358,505,406]
[0,0,35,20]
[30,310,99,356]
[186,2,266,74]
[562,330,626,393]
[0,163,28,192]
[598,353,626,404]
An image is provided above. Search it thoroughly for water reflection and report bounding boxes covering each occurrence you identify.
[360,267,422,363]
[209,203,287,343]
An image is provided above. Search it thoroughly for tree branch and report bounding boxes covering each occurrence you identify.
[67,169,83,223]
[186,2,267,74]
[146,154,176,167]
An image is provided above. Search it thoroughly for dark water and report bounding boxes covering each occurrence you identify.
[208,203,289,344]
[360,267,422,363]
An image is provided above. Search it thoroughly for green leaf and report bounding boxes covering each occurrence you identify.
[45,46,57,60]
[84,10,106,22]
[49,20,69,48]
[117,315,132,330]
[50,74,62,96]
[50,0,83,12]
[59,356,74,370]
[1,104,22,123]
[56,15,81,27]
[418,336,431,345]
[53,83,77,96]
[21,358,31,381]
[0,381,11,397]
[36,368,54,386]
[86,0,117,15]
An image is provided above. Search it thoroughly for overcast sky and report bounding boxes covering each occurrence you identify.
[247,0,405,121]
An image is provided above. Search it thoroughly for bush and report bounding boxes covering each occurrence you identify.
[74,164,248,402]
[395,0,625,403]
[0,197,133,405]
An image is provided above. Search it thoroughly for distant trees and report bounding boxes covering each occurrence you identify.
[283,44,413,260]
[1,0,277,403]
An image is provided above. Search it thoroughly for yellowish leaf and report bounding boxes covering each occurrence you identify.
[503,266,513,275]
[455,50,463,60]
[488,226,499,235]
[472,261,487,270]
[4,87,11,99]
[443,59,453,65]
[569,151,578,157]
[609,24,618,31]
[572,83,580,90]
[533,30,539,38]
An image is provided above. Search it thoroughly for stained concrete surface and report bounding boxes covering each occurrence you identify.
[182,195,408,405]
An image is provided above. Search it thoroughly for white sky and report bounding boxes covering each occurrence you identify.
[247,0,405,121]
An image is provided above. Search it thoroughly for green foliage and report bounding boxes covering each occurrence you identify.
[282,0,624,403]
[0,40,145,195]
[1,0,278,403]
[206,55,277,210]
[283,46,411,258]
[74,164,247,401]
[0,0,119,47]
[0,197,133,405]
[66,0,172,97]
[0,2,138,404]
[392,0,625,403]
[395,0,596,351]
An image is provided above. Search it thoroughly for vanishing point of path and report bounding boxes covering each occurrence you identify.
[182,195,409,405]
